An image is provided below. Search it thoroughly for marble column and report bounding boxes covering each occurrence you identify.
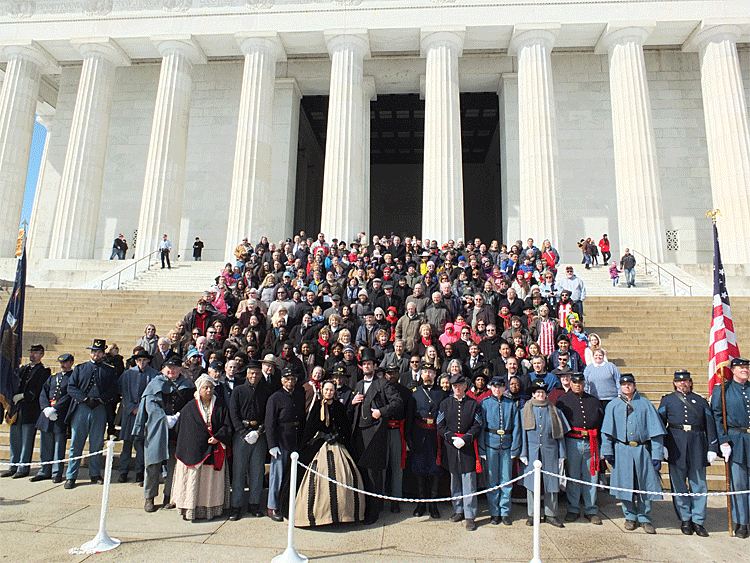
[689,23,750,264]
[271,78,302,243]
[135,37,205,259]
[421,28,465,243]
[225,33,285,257]
[49,39,130,259]
[0,43,55,257]
[362,76,375,236]
[509,25,561,246]
[599,24,665,261]
[320,30,369,242]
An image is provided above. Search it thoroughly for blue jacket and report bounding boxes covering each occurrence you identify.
[65,360,119,423]
[711,379,750,466]
[478,395,522,456]
[658,390,718,471]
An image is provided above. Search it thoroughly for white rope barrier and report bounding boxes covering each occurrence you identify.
[539,469,750,497]
[69,440,120,555]
[295,459,534,503]
[0,448,108,468]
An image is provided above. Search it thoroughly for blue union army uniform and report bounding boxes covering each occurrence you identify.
[478,376,521,521]
[658,370,718,536]
[711,357,750,537]
[601,375,666,528]
[65,340,119,485]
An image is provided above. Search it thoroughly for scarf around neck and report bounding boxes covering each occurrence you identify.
[522,397,565,440]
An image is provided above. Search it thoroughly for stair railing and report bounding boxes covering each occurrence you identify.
[630,249,693,296]
[99,250,161,290]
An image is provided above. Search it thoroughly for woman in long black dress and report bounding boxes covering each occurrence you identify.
[295,380,365,526]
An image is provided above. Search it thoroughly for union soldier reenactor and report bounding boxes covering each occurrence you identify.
[658,369,718,536]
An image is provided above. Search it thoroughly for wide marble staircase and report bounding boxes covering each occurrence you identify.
[1,285,748,490]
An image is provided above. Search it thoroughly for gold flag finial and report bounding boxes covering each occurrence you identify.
[706,209,721,222]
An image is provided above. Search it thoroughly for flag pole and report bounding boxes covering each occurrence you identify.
[707,209,734,537]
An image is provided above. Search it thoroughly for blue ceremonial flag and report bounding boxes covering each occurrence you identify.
[0,248,27,423]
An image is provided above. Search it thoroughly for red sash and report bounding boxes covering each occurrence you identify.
[568,427,598,477]
[388,419,407,469]
[456,433,482,474]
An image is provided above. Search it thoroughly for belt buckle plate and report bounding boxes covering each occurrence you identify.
[496,430,505,435]
[683,424,692,431]
[424,418,435,424]
[628,441,638,447]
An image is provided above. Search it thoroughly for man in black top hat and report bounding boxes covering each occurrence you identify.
[229,359,270,520]
[438,373,482,531]
[557,373,604,524]
[351,348,404,524]
[118,349,159,484]
[31,353,73,482]
[2,344,50,479]
[64,340,119,488]
[658,369,718,536]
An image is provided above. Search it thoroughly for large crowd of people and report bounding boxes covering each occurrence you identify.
[3,232,749,539]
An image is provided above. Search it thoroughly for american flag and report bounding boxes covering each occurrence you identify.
[708,222,740,396]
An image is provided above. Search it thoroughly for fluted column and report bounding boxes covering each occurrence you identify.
[363,76,375,235]
[599,24,665,261]
[688,23,750,264]
[509,25,561,245]
[135,37,205,259]
[0,43,56,257]
[49,39,130,259]
[225,33,285,257]
[320,30,369,242]
[421,28,465,242]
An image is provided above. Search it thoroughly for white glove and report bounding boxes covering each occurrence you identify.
[269,446,281,458]
[166,414,179,429]
[480,455,487,461]
[720,443,732,460]
[663,449,668,461]
[12,393,23,403]
[520,456,528,466]
[707,451,718,464]
[43,406,56,418]
[244,430,259,445]
[452,437,465,449]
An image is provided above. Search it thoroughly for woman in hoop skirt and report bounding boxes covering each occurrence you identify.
[294,379,365,526]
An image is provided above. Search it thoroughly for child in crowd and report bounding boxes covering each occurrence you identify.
[609,263,620,287]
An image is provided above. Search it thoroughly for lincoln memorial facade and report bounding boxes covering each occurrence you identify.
[1,0,748,264]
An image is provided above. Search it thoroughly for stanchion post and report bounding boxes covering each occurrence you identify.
[529,460,543,563]
[271,451,308,563]
[73,440,120,553]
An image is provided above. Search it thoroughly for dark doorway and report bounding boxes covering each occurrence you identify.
[295,92,501,242]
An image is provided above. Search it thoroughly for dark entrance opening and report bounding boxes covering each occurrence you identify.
[295,92,501,242]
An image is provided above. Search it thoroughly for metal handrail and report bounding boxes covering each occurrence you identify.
[630,249,693,296]
[99,249,161,290]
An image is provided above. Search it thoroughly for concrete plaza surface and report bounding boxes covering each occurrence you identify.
[0,469,746,563]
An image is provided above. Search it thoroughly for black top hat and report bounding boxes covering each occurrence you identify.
[87,339,106,351]
[673,369,691,381]
[131,349,153,361]
[57,353,74,363]
[359,348,377,364]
